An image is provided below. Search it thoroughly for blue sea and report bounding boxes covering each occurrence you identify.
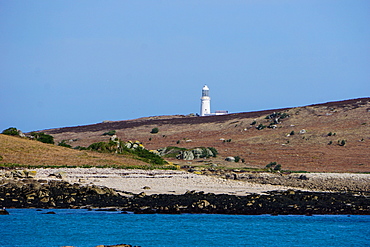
[1,209,369,247]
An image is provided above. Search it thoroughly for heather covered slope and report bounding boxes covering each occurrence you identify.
[40,98,370,172]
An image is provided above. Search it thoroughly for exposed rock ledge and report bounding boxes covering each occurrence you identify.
[1,178,369,215]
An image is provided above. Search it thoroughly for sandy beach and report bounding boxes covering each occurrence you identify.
[31,168,370,196]
[32,168,296,196]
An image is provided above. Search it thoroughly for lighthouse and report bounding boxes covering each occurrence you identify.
[200,85,211,116]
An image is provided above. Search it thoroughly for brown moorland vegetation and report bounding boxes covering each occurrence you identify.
[4,98,369,173]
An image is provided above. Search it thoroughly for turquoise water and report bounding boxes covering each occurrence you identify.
[1,209,370,247]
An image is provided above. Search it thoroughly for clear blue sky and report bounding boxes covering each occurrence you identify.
[1,1,369,132]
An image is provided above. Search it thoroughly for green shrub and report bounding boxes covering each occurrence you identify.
[88,142,108,152]
[2,127,19,136]
[131,146,167,165]
[88,139,167,165]
[266,162,277,168]
[273,164,282,171]
[251,121,257,125]
[290,131,295,136]
[256,124,266,130]
[338,140,346,146]
[207,147,218,157]
[58,140,72,148]
[266,162,282,172]
[234,156,240,162]
[151,127,159,134]
[30,132,54,144]
[73,146,88,150]
[103,130,116,136]
[280,112,289,119]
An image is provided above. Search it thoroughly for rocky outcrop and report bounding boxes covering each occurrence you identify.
[176,148,215,160]
[4,170,37,179]
[157,147,216,160]
[0,209,9,215]
[178,150,194,160]
[0,179,127,208]
[1,178,369,215]
[128,190,370,215]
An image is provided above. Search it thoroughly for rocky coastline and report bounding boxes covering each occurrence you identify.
[1,178,369,215]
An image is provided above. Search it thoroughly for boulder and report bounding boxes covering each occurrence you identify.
[49,171,67,180]
[177,150,194,160]
[0,209,9,215]
[18,130,26,138]
[11,170,27,178]
[24,170,37,178]
[225,157,235,162]
[192,148,204,159]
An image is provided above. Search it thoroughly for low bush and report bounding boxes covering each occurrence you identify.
[207,147,218,157]
[103,130,116,136]
[58,140,72,148]
[88,139,167,166]
[338,140,346,146]
[266,162,282,172]
[150,127,159,134]
[256,124,266,130]
[73,146,88,150]
[2,127,19,136]
[30,132,54,144]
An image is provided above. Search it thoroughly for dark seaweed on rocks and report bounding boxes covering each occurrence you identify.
[0,179,369,215]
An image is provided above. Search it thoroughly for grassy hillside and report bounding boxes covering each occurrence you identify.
[0,134,158,169]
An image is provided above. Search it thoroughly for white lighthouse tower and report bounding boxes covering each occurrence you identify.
[200,85,211,116]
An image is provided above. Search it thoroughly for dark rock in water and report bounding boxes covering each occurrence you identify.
[95,208,118,211]
[95,244,139,247]
[43,211,56,214]
[0,209,9,215]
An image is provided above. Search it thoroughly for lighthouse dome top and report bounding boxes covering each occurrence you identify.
[202,85,209,91]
